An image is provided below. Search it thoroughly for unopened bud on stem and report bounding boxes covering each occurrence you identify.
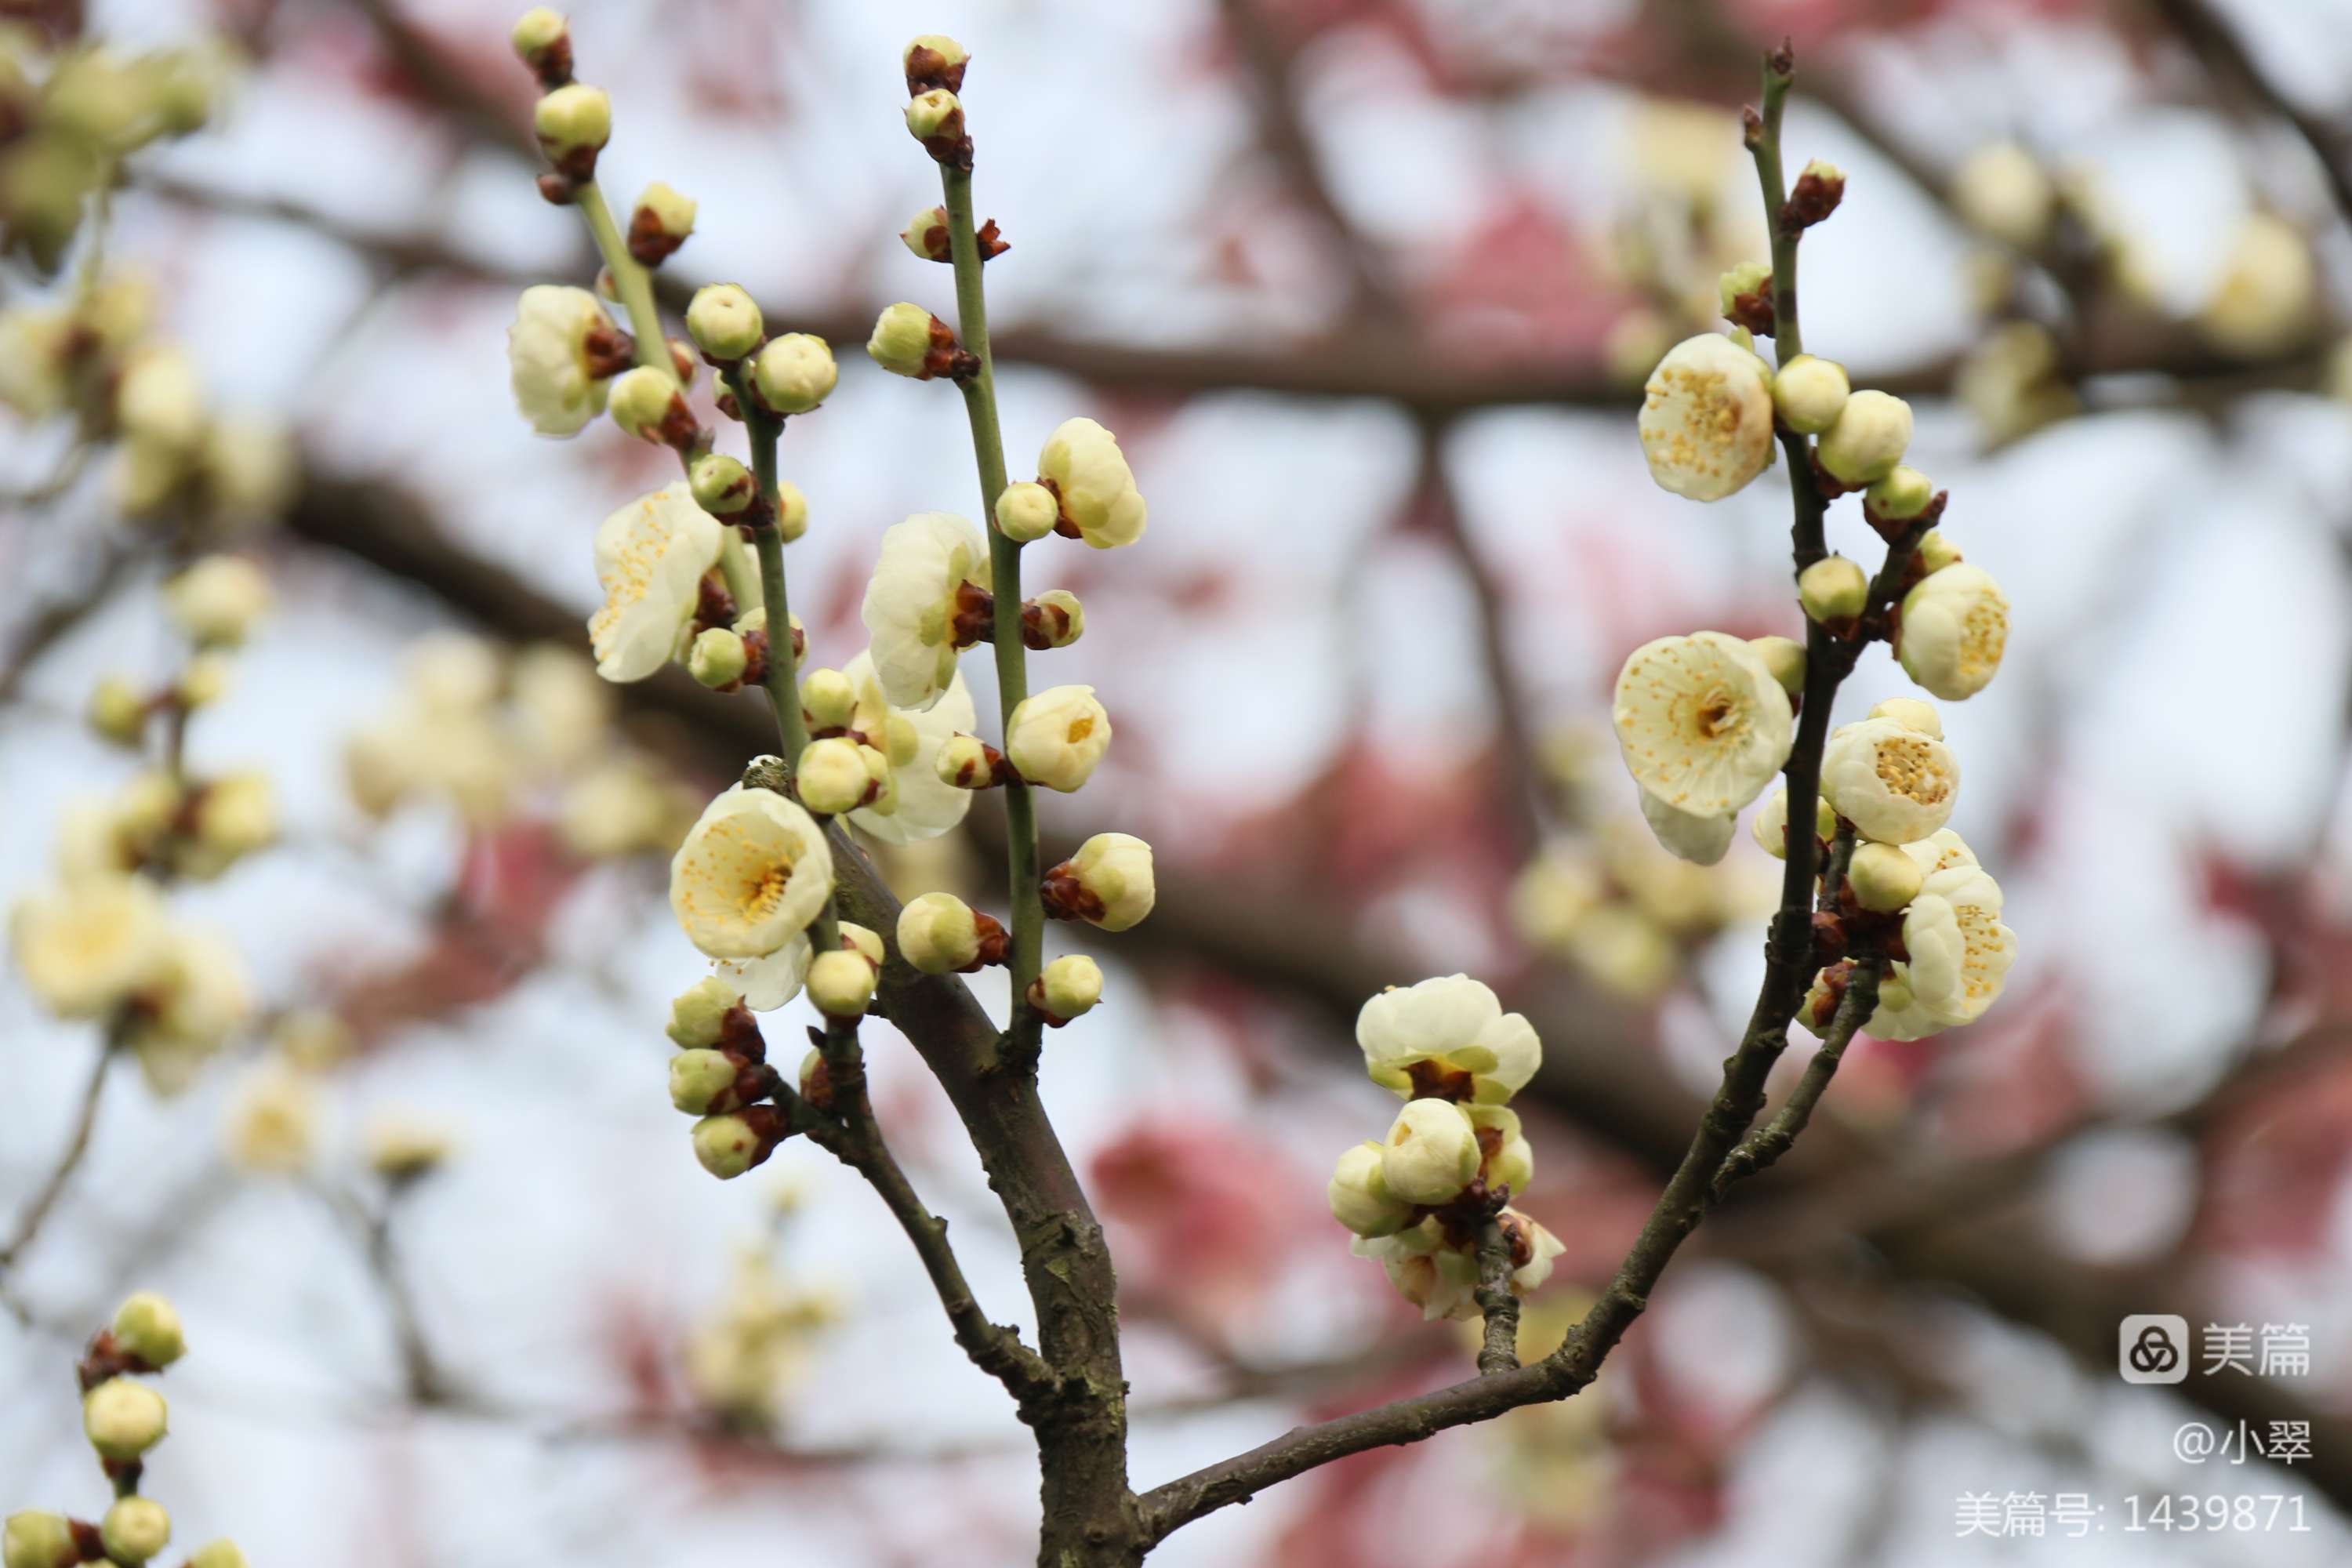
[1798,555,1869,625]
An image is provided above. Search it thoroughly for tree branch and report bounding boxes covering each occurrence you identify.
[0,1040,114,1276]
[1470,1219,1520,1376]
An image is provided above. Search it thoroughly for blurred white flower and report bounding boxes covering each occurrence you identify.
[2199,212,2316,360]
[11,875,168,1018]
[859,511,989,711]
[507,284,615,437]
[226,1065,321,1174]
[1036,417,1146,548]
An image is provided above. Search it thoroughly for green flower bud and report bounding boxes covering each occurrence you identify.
[1798,555,1868,624]
[775,479,809,543]
[1747,634,1806,697]
[688,627,749,689]
[866,301,938,378]
[666,975,739,1049]
[89,674,149,746]
[1915,529,1962,574]
[689,452,753,517]
[796,738,872,815]
[1846,841,1924,913]
[632,180,696,256]
[899,203,950,261]
[685,283,763,361]
[995,480,1058,543]
[898,891,982,974]
[1817,389,1912,485]
[187,1542,249,1568]
[691,1114,763,1179]
[807,949,877,1019]
[532,83,611,159]
[903,34,969,85]
[749,333,837,416]
[1036,953,1102,1022]
[111,1291,186,1368]
[1023,589,1083,650]
[3,1512,76,1568]
[100,1499,169,1566]
[935,733,1001,789]
[1327,1142,1417,1238]
[607,366,684,442]
[1717,260,1770,316]
[839,922,885,967]
[669,1048,740,1115]
[510,9,568,67]
[904,88,962,143]
[799,668,855,732]
[1866,463,1934,521]
[1770,354,1849,435]
[82,1377,167,1461]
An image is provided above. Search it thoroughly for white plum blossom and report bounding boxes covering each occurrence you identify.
[840,651,976,844]
[1352,1221,1482,1321]
[1900,826,1978,877]
[1915,861,2016,1026]
[859,511,989,710]
[1356,974,1541,1105]
[1327,1142,1416,1238]
[10,875,169,1018]
[125,925,253,1095]
[507,285,615,437]
[1381,1099,1480,1205]
[1820,716,1958,844]
[589,484,725,683]
[1897,563,2009,700]
[714,936,814,1013]
[1637,334,1775,502]
[1005,684,1111,793]
[1613,631,1794,820]
[1638,786,1734,866]
[669,786,835,960]
[1036,418,1146,548]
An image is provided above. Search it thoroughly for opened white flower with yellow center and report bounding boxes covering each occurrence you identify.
[670,785,835,960]
[1036,417,1146,549]
[1005,684,1111,793]
[1613,631,1793,821]
[859,511,989,710]
[1637,334,1775,502]
[1898,563,2009,701]
[1915,862,2016,1026]
[840,650,975,844]
[508,284,618,437]
[1820,716,1958,844]
[125,925,254,1096]
[11,875,169,1018]
[1357,973,1541,1105]
[590,483,725,683]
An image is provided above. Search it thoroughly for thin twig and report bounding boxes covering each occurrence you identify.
[0,1041,114,1275]
[1713,957,1882,1199]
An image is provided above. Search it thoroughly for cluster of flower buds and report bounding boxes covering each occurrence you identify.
[4,1294,245,1568]
[682,1238,844,1431]
[1325,976,1563,1320]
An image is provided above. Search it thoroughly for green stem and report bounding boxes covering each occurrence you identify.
[1749,60,1802,362]
[574,180,669,374]
[729,367,838,956]
[939,164,1044,1055]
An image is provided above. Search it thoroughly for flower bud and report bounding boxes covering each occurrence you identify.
[905,88,963,143]
[111,1291,186,1368]
[1898,563,2009,701]
[100,1500,169,1566]
[1817,390,1912,485]
[690,452,754,516]
[1771,354,1849,435]
[187,1543,248,1568]
[1022,590,1083,650]
[686,283,764,361]
[608,366,687,444]
[1471,1105,1534,1194]
[82,1377,167,1460]
[995,481,1058,543]
[367,1115,455,1182]
[900,204,951,261]
[1798,555,1868,624]
[1751,785,1835,860]
[1032,953,1102,1023]
[800,668,856,733]
[1788,158,1846,227]
[3,1513,75,1568]
[1953,142,2053,249]
[797,1046,831,1109]
[691,1113,770,1179]
[935,733,1005,789]
[1915,530,1962,574]
[1847,841,1923,913]
[750,333,837,416]
[1327,1141,1416,1238]
[163,555,270,647]
[1042,832,1155,932]
[117,347,205,450]
[1865,463,1934,521]
[840,922,885,967]
[533,83,611,164]
[179,652,234,710]
[867,302,946,379]
[1868,696,1942,738]
[1379,1099,1479,1207]
[1747,634,1806,697]
[775,481,809,542]
[510,9,568,69]
[807,949,876,1019]
[669,1048,741,1115]
[797,737,873,815]
[666,975,740,1049]
[89,674,149,746]
[688,627,749,689]
[1717,259,1770,318]
[902,34,969,93]
[898,891,982,974]
[1005,684,1111,793]
[630,180,696,267]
